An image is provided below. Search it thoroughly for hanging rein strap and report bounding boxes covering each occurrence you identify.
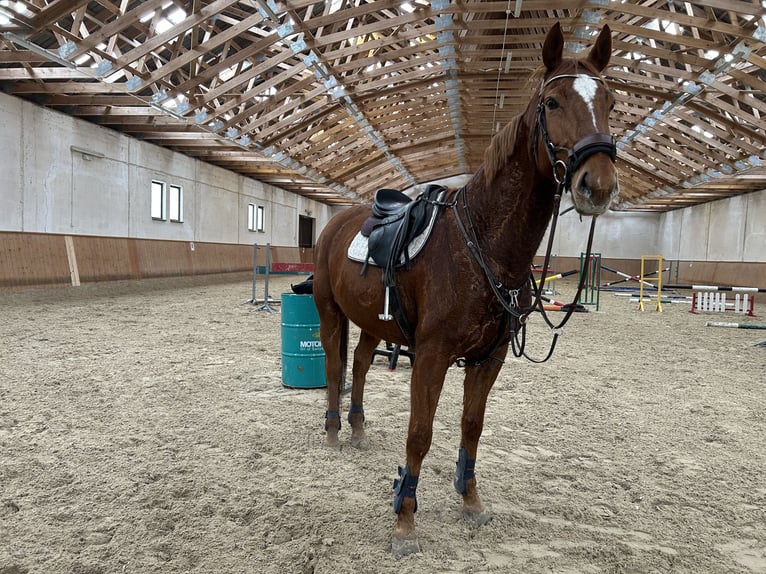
[512,206,597,363]
[451,187,525,324]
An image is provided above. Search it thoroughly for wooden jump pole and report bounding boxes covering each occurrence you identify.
[601,266,668,288]
[535,268,578,286]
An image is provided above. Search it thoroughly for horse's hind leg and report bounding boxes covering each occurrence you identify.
[315,301,348,449]
[348,330,380,449]
[454,350,507,525]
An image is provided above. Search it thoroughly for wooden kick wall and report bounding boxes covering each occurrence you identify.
[2,232,762,290]
[0,232,314,290]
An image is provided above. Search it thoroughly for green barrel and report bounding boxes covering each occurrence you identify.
[281,293,326,388]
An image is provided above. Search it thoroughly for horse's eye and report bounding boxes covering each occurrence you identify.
[545,97,559,110]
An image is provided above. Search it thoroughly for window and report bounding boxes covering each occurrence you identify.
[247,203,255,231]
[248,203,265,232]
[151,180,166,220]
[169,184,183,222]
[151,180,184,223]
[256,205,265,232]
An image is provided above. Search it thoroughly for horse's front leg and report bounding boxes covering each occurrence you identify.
[392,350,450,558]
[348,330,380,449]
[454,346,507,525]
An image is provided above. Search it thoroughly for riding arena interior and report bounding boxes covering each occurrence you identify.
[1,3,765,573]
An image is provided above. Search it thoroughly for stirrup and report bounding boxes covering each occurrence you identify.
[379,286,393,321]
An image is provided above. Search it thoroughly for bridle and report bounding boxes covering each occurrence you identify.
[451,72,618,364]
[533,73,617,189]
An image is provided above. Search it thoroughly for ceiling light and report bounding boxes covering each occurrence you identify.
[3,33,75,68]
[155,18,173,34]
[126,76,142,91]
[151,89,168,104]
[95,60,113,76]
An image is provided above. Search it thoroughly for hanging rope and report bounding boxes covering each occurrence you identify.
[491,0,514,134]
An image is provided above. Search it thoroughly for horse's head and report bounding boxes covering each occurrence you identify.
[535,23,619,216]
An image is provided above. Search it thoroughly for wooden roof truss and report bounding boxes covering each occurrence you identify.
[0,0,764,211]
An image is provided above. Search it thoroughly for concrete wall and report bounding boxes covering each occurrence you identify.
[537,190,765,264]
[540,207,661,260]
[0,91,334,246]
[658,191,765,263]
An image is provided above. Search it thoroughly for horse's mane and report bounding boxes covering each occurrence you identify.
[483,115,523,184]
[483,68,541,183]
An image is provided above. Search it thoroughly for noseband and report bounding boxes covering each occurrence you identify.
[534,74,617,189]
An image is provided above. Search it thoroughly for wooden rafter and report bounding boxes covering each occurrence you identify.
[0,0,763,210]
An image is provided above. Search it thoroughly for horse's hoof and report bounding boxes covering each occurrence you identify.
[323,435,341,450]
[463,509,492,526]
[392,536,421,559]
[350,434,370,450]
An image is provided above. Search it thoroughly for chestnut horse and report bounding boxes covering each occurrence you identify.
[313,23,619,557]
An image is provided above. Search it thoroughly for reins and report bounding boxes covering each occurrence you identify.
[515,190,597,363]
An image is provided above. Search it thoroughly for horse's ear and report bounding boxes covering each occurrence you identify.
[587,25,612,72]
[542,22,564,72]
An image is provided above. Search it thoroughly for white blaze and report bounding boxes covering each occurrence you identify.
[573,76,599,129]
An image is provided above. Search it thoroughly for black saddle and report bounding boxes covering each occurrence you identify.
[361,184,445,272]
[371,188,412,218]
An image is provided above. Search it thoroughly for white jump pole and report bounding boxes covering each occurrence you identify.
[705,321,766,330]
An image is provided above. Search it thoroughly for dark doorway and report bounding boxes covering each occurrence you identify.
[298,215,315,248]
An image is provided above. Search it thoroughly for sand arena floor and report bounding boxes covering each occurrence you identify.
[1,273,764,573]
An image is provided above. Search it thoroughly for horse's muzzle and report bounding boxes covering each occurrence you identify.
[571,159,619,216]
